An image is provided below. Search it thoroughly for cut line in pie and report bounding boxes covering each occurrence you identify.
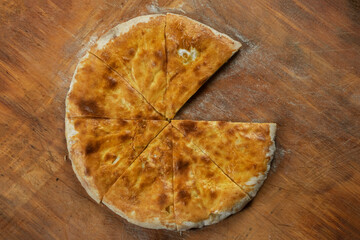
[65,13,276,231]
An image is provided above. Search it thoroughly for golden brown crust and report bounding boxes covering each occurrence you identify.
[65,118,168,203]
[66,53,162,119]
[172,120,276,198]
[164,13,241,118]
[103,125,175,230]
[90,15,168,116]
[172,127,250,230]
[65,14,275,231]
[89,14,241,119]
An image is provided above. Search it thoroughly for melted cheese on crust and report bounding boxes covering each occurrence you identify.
[177,47,199,64]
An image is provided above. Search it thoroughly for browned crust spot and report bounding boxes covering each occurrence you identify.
[175,159,190,173]
[177,189,191,205]
[85,141,101,155]
[75,99,103,116]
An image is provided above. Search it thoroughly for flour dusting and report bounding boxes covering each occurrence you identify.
[76,35,98,59]
[271,147,291,172]
[145,0,186,14]
[146,0,161,13]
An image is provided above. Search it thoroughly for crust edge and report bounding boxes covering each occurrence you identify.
[102,197,176,230]
[93,14,166,50]
[166,13,242,54]
[245,123,277,198]
[65,52,91,119]
[65,117,102,203]
[64,14,276,231]
[176,193,251,231]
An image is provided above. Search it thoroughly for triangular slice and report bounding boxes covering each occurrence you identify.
[172,127,251,230]
[164,13,242,118]
[65,118,168,203]
[66,53,162,119]
[103,124,175,230]
[90,14,167,116]
[172,120,276,198]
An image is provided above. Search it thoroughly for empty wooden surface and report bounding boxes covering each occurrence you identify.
[1,0,359,239]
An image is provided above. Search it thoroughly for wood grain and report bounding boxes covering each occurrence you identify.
[0,0,359,239]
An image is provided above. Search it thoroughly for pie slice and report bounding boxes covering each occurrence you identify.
[66,53,162,119]
[172,120,276,198]
[65,118,168,203]
[103,124,175,230]
[164,13,242,118]
[90,14,167,116]
[172,127,251,230]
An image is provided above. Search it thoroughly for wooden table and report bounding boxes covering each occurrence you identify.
[1,0,359,239]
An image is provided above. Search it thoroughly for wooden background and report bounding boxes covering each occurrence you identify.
[1,0,359,239]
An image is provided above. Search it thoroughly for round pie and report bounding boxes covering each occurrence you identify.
[65,13,276,231]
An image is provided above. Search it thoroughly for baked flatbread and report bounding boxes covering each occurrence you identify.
[163,13,242,118]
[172,127,250,230]
[103,124,175,230]
[65,118,168,203]
[90,14,167,116]
[66,53,162,119]
[65,14,276,231]
[172,120,276,197]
